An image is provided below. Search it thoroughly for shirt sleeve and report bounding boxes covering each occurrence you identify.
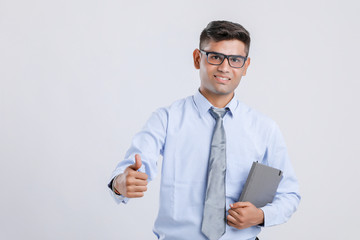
[260,122,301,227]
[108,108,168,204]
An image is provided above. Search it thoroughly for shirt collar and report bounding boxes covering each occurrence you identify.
[193,89,239,118]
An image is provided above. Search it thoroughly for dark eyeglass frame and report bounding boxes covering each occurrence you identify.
[199,49,248,68]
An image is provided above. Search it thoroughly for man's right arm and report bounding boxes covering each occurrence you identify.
[108,108,168,203]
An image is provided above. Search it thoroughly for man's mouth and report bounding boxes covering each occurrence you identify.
[214,75,231,82]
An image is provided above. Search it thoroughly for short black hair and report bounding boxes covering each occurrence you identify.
[199,20,251,56]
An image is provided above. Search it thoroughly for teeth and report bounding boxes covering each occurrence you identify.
[216,76,230,80]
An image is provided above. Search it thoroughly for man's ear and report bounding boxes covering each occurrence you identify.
[242,57,251,76]
[193,49,201,69]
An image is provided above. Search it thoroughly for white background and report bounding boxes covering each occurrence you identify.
[1,0,359,239]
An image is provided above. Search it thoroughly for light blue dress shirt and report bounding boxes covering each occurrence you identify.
[109,90,301,240]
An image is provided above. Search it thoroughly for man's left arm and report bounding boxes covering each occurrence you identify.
[228,122,301,229]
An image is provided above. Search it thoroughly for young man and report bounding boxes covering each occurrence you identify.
[108,21,300,240]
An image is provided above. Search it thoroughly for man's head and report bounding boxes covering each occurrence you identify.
[193,20,251,107]
[199,20,251,57]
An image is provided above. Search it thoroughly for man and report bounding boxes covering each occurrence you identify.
[108,20,300,240]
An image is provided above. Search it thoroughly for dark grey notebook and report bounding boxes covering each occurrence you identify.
[239,162,283,208]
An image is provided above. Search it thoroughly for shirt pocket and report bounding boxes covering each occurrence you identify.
[225,141,264,200]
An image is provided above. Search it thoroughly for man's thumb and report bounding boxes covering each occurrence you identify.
[130,154,142,171]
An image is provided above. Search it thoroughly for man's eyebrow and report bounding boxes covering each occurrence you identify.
[209,51,246,58]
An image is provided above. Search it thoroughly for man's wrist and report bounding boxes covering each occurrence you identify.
[111,175,121,195]
[257,208,265,226]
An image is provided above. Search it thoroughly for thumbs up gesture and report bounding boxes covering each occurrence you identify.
[114,154,149,198]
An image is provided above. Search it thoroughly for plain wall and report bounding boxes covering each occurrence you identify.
[1,0,359,239]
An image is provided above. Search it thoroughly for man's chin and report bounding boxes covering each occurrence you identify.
[213,87,235,96]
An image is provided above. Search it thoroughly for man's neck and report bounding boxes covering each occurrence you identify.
[199,89,234,108]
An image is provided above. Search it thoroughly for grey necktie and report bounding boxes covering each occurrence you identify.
[201,107,229,240]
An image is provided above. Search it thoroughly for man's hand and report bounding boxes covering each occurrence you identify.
[114,154,148,198]
[227,202,264,229]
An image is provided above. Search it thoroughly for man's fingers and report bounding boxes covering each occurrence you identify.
[134,154,142,170]
[136,171,148,180]
[127,185,148,193]
[227,212,247,230]
[227,220,236,228]
[228,208,239,218]
[125,184,147,198]
[126,192,145,198]
[126,177,148,187]
[127,170,148,180]
[230,201,252,209]
[227,218,245,230]
[227,214,237,224]
[128,154,142,171]
[133,178,148,186]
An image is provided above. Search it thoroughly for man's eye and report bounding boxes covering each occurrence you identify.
[230,57,242,63]
[210,55,221,60]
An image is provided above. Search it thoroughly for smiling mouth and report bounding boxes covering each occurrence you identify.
[214,75,231,82]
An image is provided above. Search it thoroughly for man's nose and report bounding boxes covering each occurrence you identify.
[217,57,231,72]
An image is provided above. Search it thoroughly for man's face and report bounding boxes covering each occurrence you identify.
[193,39,250,102]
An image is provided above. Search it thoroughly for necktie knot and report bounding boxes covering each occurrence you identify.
[209,107,229,120]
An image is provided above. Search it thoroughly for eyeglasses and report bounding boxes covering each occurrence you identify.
[200,49,248,68]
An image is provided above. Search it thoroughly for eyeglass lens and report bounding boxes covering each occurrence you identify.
[207,53,245,68]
